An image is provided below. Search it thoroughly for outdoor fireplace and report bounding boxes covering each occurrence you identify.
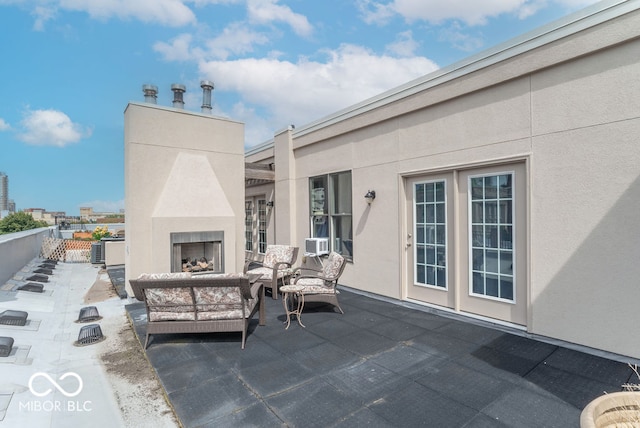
[124,102,245,296]
[171,231,224,273]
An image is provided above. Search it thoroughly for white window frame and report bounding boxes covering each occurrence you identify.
[413,179,448,290]
[309,171,353,260]
[257,199,267,254]
[467,171,516,304]
[244,200,253,252]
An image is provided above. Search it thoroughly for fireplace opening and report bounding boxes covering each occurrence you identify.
[171,231,224,273]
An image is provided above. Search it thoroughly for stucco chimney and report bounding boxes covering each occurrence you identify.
[171,84,186,109]
[142,84,158,104]
[200,80,214,114]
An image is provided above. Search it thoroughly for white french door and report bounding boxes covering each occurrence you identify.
[406,173,455,309]
[405,162,528,325]
[244,196,268,259]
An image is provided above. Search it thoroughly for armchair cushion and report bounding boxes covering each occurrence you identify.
[197,301,257,320]
[322,252,345,279]
[247,266,288,281]
[138,272,192,280]
[194,286,259,319]
[295,278,340,294]
[144,287,196,321]
[262,245,296,269]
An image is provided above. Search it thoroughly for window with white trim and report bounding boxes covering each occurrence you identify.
[310,171,352,259]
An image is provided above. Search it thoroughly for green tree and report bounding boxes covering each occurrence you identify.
[0,212,49,235]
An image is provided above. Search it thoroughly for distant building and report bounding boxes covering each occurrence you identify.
[80,206,124,222]
[79,207,92,220]
[0,172,8,212]
[23,208,45,220]
[23,208,66,225]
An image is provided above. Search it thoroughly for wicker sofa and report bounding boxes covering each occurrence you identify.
[129,272,265,349]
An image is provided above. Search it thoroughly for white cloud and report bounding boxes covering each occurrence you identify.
[17,109,91,147]
[438,22,485,52]
[554,0,599,7]
[188,0,242,5]
[154,16,301,62]
[32,5,57,31]
[204,22,270,60]
[391,0,528,26]
[57,0,196,26]
[360,0,600,26]
[199,43,438,145]
[357,0,396,25]
[385,30,419,57]
[154,33,200,62]
[247,0,313,37]
[0,118,10,131]
[228,102,273,146]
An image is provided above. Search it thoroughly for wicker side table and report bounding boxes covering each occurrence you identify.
[280,284,305,329]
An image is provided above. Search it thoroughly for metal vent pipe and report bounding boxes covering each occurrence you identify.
[142,84,158,104]
[171,84,186,109]
[200,80,214,114]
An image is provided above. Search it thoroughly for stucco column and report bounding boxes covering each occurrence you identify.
[273,126,297,246]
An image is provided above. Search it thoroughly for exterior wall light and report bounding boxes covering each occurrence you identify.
[364,190,376,204]
[266,201,274,207]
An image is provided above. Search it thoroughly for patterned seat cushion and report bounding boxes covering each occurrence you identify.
[322,252,345,279]
[197,299,257,320]
[144,287,196,321]
[144,287,194,306]
[139,272,259,322]
[247,266,288,281]
[138,272,192,280]
[148,309,196,321]
[192,272,245,279]
[194,286,242,305]
[262,245,295,268]
[296,278,338,294]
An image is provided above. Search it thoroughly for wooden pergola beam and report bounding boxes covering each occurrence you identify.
[245,163,275,181]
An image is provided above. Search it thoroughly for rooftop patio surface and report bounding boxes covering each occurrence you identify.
[125,279,637,428]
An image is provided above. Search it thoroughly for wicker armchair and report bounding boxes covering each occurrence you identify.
[293,251,347,314]
[244,245,299,299]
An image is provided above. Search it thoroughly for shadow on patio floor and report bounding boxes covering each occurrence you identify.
[126,289,634,427]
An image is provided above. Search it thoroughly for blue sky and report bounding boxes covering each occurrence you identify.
[0,0,600,216]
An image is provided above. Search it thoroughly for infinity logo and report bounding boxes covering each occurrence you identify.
[28,372,83,398]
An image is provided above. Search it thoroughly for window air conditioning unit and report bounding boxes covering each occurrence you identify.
[305,238,329,256]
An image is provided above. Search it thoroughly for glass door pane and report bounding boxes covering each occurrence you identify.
[469,173,514,301]
[258,199,267,254]
[244,200,253,252]
[414,180,447,289]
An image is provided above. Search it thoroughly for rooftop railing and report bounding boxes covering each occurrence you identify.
[0,227,57,286]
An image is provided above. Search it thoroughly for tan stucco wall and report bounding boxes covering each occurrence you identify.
[528,36,640,357]
[104,241,125,266]
[268,11,640,358]
[124,103,245,296]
